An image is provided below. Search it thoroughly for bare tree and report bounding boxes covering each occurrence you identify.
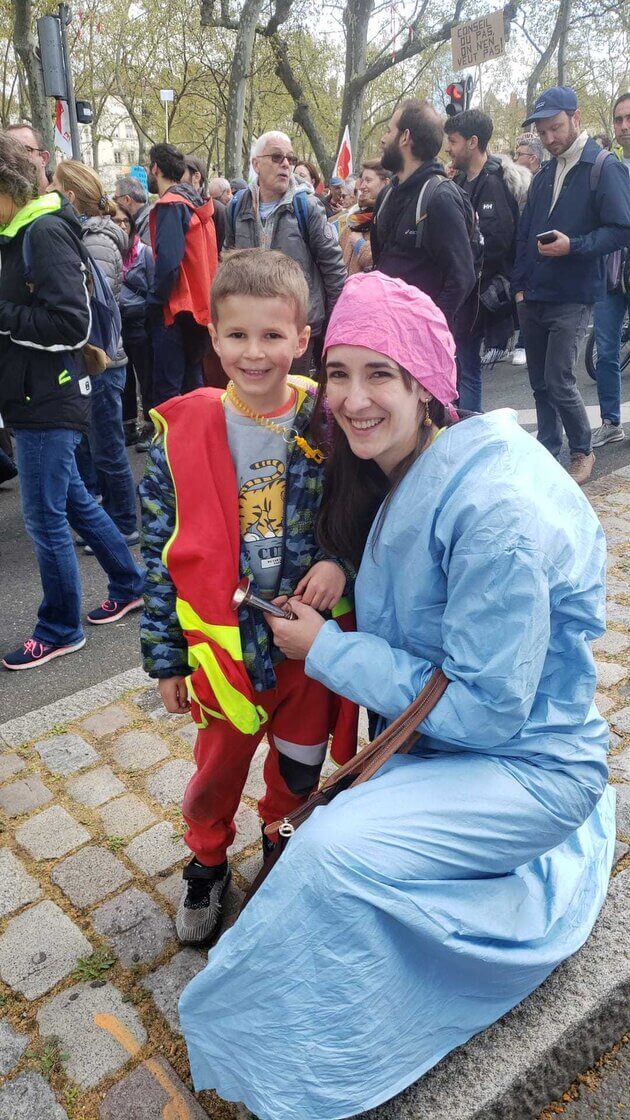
[12,0,54,155]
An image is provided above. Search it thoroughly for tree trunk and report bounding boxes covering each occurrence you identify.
[270,34,334,179]
[91,130,99,172]
[338,0,374,165]
[526,0,571,114]
[556,0,572,86]
[12,0,55,157]
[223,0,264,179]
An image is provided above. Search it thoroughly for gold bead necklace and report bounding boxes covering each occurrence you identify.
[225,381,325,464]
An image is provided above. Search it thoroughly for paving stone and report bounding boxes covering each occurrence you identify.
[130,686,164,715]
[155,868,184,909]
[616,785,630,835]
[235,850,263,888]
[91,887,174,966]
[98,1056,207,1119]
[33,733,98,776]
[0,1072,69,1120]
[0,849,41,918]
[97,793,157,838]
[0,1020,29,1075]
[0,752,25,783]
[51,845,132,908]
[243,741,267,800]
[37,981,147,1089]
[145,758,195,806]
[66,764,126,807]
[229,801,261,857]
[175,721,197,747]
[125,821,188,874]
[610,706,630,734]
[595,692,614,715]
[141,947,205,1031]
[606,601,630,627]
[0,900,91,999]
[595,661,628,689]
[78,704,134,739]
[15,805,90,860]
[111,730,170,771]
[609,747,630,782]
[613,840,629,866]
[0,775,53,818]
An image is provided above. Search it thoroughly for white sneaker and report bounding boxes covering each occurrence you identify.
[592,420,624,448]
[511,348,527,366]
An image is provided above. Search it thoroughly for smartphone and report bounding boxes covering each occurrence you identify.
[537,230,558,244]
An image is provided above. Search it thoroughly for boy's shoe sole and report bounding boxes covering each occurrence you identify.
[2,637,86,671]
[176,867,232,945]
[87,597,144,625]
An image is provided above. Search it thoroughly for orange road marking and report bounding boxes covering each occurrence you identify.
[94,1012,193,1119]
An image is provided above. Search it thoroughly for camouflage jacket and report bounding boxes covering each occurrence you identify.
[139,390,352,691]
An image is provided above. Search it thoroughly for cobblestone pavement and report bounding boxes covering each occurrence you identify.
[0,469,629,1120]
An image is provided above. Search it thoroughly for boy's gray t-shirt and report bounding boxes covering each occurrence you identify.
[224,398,298,595]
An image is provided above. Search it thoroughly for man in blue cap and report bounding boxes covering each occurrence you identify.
[512,85,630,485]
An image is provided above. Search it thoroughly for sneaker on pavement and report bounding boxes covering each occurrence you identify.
[176,858,231,945]
[511,348,527,366]
[84,529,140,555]
[124,423,140,447]
[86,597,143,624]
[2,636,86,670]
[592,420,624,448]
[481,347,510,366]
[567,451,595,487]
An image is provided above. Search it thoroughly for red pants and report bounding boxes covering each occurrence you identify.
[183,658,339,865]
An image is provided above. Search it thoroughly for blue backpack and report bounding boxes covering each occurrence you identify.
[227,188,311,245]
[22,218,122,375]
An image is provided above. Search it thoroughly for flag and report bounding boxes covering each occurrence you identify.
[55,100,73,158]
[333,126,353,180]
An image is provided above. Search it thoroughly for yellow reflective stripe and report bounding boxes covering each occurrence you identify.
[332,595,352,619]
[177,598,243,661]
[188,642,267,735]
[185,678,211,728]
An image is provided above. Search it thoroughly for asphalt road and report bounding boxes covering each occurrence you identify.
[0,351,629,725]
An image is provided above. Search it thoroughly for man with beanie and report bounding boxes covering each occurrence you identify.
[512,86,630,485]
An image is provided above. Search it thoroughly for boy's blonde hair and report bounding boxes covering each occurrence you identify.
[55,160,116,219]
[211,248,309,330]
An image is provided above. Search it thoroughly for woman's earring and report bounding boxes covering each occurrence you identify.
[423,401,432,427]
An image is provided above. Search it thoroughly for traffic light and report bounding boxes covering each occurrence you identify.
[446,82,466,117]
[445,76,473,116]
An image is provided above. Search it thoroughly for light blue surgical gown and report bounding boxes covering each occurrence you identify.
[179,410,616,1120]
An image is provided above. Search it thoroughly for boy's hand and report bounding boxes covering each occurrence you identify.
[159,677,191,714]
[266,599,326,660]
[294,560,345,612]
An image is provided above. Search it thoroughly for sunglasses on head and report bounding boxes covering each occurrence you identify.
[261,152,298,166]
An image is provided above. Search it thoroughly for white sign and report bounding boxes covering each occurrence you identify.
[451,10,506,69]
[160,88,175,102]
[54,99,73,158]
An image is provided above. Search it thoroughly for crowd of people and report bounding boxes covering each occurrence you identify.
[0,81,629,1120]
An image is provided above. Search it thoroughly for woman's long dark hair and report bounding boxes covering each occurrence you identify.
[315,365,454,569]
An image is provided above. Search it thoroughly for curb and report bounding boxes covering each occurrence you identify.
[364,869,629,1120]
[0,666,151,747]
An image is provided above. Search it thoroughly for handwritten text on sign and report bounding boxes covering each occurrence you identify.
[451,10,506,69]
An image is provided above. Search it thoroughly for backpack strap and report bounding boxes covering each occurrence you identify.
[292,191,310,245]
[226,188,247,239]
[590,148,612,193]
[414,176,450,251]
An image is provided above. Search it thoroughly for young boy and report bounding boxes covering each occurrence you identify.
[140,248,355,944]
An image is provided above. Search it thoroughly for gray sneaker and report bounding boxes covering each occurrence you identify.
[176,858,231,945]
[592,420,624,447]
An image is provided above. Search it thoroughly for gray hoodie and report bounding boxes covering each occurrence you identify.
[81,216,127,366]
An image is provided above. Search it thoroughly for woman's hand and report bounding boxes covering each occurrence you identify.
[266,599,326,660]
[294,560,346,611]
[158,676,191,713]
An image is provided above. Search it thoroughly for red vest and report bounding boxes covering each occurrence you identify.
[150,191,218,328]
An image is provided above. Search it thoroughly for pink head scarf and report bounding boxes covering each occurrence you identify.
[323,271,458,410]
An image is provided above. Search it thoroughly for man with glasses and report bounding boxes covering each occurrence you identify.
[6,123,50,194]
[224,130,346,373]
[113,175,151,245]
[514,133,544,177]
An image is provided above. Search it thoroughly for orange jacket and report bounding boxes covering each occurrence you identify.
[149,190,218,328]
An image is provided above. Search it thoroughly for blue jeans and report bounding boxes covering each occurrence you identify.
[456,333,483,413]
[76,366,138,534]
[593,289,630,425]
[14,428,144,647]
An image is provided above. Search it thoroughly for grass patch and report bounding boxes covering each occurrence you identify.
[30,1038,69,1078]
[72,947,116,982]
[107,835,125,853]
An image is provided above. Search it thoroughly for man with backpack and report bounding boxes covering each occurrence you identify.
[223,130,346,373]
[372,99,479,342]
[512,85,630,485]
[147,143,219,405]
[0,134,143,670]
[444,109,522,410]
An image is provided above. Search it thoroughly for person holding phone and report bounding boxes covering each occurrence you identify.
[512,85,630,485]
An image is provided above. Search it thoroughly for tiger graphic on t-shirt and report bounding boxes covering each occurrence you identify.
[238,459,285,545]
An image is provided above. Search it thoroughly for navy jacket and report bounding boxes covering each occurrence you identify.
[512,137,630,305]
